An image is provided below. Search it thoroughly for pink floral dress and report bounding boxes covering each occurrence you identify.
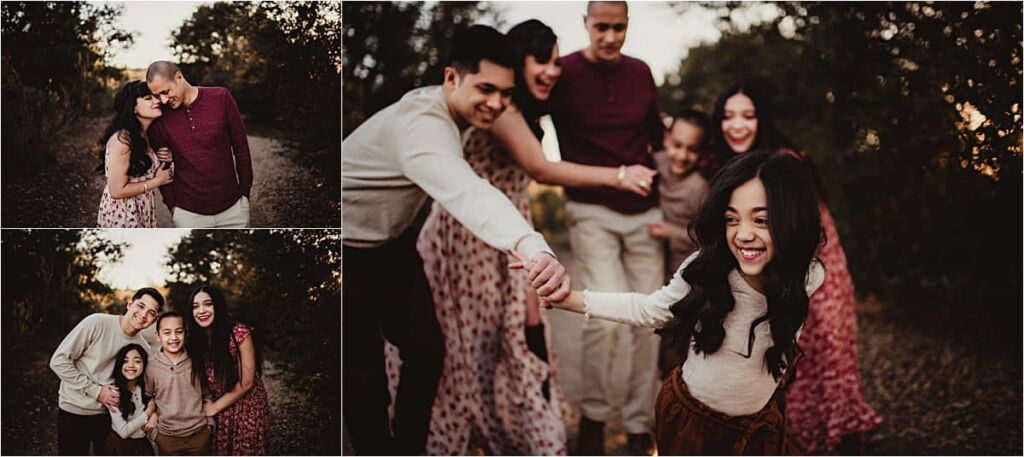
[384,129,568,455]
[205,323,270,456]
[97,148,159,228]
[786,203,883,453]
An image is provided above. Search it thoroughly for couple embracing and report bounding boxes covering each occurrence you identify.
[49,286,268,455]
[97,61,253,228]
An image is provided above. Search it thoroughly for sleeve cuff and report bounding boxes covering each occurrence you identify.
[85,382,102,400]
[515,234,553,261]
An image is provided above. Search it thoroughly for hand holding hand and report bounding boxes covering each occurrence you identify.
[510,252,571,304]
[616,165,658,197]
[153,166,174,187]
[647,221,670,240]
[143,412,158,432]
[98,384,120,411]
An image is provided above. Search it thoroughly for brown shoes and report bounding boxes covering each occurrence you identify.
[626,432,655,456]
[574,416,606,455]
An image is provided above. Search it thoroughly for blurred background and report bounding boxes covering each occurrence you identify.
[1,1,341,227]
[1,229,341,455]
[343,1,1022,454]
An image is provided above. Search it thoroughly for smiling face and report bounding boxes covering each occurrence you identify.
[584,2,628,64]
[722,93,758,154]
[192,291,215,328]
[445,59,514,130]
[121,348,145,381]
[125,295,161,332]
[725,176,775,289]
[147,72,187,110]
[134,94,162,120]
[665,119,705,176]
[157,316,186,355]
[523,44,562,101]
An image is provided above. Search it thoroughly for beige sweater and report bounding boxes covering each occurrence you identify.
[652,151,710,272]
[49,313,152,415]
[144,350,207,437]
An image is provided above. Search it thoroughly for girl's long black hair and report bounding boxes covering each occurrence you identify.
[657,150,823,380]
[97,80,155,177]
[710,82,828,201]
[110,343,150,421]
[507,19,558,140]
[185,285,263,394]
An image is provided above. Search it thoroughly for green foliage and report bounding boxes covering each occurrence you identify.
[1,230,125,349]
[170,1,341,195]
[342,1,498,135]
[1,1,130,176]
[163,230,341,423]
[661,2,1022,321]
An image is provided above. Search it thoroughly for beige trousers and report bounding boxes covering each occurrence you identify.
[172,196,250,228]
[565,200,664,434]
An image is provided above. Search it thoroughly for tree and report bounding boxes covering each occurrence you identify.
[661,2,1022,327]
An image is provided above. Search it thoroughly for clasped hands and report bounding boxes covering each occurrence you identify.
[509,252,571,307]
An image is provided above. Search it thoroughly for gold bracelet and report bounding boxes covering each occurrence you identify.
[617,165,626,183]
[144,182,149,192]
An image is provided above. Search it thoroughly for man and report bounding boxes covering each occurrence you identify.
[146,61,253,228]
[548,2,665,454]
[342,25,571,454]
[49,288,164,455]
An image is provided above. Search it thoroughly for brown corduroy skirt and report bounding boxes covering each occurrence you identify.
[655,365,792,455]
[104,431,154,456]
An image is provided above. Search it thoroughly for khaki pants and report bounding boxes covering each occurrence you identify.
[172,196,250,228]
[566,201,664,434]
[154,426,211,455]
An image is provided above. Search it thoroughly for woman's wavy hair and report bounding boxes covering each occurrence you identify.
[110,343,150,422]
[96,80,155,177]
[657,149,823,380]
[507,19,558,140]
[185,285,263,394]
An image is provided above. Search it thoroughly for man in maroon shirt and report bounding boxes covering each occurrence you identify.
[145,61,253,228]
[548,2,664,455]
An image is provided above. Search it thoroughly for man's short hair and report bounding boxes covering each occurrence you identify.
[445,24,514,76]
[146,61,182,82]
[132,287,165,311]
[586,1,628,16]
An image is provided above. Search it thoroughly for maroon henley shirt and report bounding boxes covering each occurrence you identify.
[549,51,665,214]
[151,86,253,215]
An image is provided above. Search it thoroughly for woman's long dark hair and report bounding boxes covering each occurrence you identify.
[96,80,155,177]
[507,19,558,140]
[111,343,150,422]
[657,150,823,380]
[185,285,263,394]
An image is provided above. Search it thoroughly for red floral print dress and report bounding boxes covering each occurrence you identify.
[205,323,270,455]
[97,147,159,228]
[786,203,883,453]
[384,128,568,455]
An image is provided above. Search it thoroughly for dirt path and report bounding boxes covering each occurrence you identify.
[1,119,339,228]
[0,335,340,455]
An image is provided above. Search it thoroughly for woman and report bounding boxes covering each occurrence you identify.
[383,19,659,455]
[711,83,883,453]
[96,80,173,228]
[185,285,269,455]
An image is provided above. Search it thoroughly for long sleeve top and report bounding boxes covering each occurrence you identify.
[151,86,253,215]
[109,385,148,439]
[583,252,826,416]
[49,314,152,415]
[342,85,552,260]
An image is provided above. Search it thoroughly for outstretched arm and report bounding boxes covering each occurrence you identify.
[491,109,657,196]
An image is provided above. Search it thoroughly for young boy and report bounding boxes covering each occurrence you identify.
[648,110,714,378]
[145,311,211,455]
[648,109,714,273]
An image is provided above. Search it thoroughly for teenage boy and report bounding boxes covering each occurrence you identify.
[145,311,211,455]
[342,24,571,454]
[50,288,164,455]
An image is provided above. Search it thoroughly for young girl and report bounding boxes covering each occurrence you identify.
[185,286,269,455]
[525,150,825,454]
[105,343,156,455]
[712,83,882,453]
